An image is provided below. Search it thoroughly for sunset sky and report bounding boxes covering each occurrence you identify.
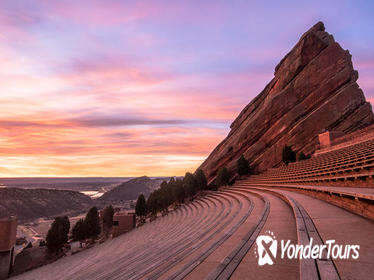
[0,0,373,177]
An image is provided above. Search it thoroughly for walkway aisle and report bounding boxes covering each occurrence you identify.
[279,190,374,280]
[230,189,299,280]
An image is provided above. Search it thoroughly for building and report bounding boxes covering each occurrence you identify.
[112,212,135,237]
[318,130,344,148]
[0,217,17,280]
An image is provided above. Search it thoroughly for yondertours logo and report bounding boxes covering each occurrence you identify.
[254,230,360,266]
[255,231,277,266]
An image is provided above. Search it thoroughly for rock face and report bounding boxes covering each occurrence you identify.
[199,22,374,183]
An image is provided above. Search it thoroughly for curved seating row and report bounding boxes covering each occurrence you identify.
[85,194,229,280]
[13,190,258,280]
[14,152,374,280]
[248,138,374,185]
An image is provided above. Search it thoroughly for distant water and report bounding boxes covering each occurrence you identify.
[0,177,133,195]
[0,177,172,198]
[80,190,104,198]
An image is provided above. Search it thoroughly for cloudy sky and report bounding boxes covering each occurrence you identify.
[0,0,373,177]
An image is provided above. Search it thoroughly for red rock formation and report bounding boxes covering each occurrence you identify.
[199,22,374,183]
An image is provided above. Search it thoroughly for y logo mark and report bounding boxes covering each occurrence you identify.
[256,231,277,266]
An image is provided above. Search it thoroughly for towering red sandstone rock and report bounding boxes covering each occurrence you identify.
[199,22,374,183]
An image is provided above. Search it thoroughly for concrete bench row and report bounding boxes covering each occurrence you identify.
[154,190,255,280]
[274,140,374,172]
[268,145,374,175]
[205,189,270,280]
[237,182,374,221]
[91,194,229,280]
[247,138,374,185]
[85,191,254,280]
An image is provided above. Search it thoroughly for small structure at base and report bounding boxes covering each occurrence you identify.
[70,241,82,254]
[112,212,135,237]
[0,216,17,280]
[318,130,344,148]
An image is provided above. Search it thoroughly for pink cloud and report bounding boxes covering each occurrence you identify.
[354,58,374,71]
[40,1,150,26]
[39,1,232,27]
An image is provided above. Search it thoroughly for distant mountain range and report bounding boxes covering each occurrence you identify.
[0,188,93,222]
[99,176,166,202]
[0,177,130,192]
[0,176,169,222]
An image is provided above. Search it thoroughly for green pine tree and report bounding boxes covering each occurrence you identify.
[135,194,148,216]
[84,207,101,238]
[46,216,70,253]
[237,155,250,176]
[72,218,86,241]
[102,205,115,231]
[297,152,307,161]
[171,178,185,203]
[195,169,207,191]
[282,145,296,164]
[183,172,198,197]
[216,167,230,186]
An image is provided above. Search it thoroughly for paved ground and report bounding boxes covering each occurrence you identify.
[230,190,299,280]
[280,191,374,280]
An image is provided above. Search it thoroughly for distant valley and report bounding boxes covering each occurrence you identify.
[0,177,129,197]
[0,188,93,222]
[0,176,170,222]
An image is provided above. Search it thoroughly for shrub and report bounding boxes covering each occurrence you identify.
[102,205,115,231]
[282,145,296,164]
[146,172,203,215]
[147,192,158,214]
[147,189,165,214]
[195,169,207,191]
[135,194,148,217]
[172,178,185,203]
[84,207,101,238]
[209,183,218,191]
[216,167,230,187]
[61,216,70,235]
[72,219,86,241]
[237,155,250,176]
[183,172,198,197]
[46,216,70,253]
[297,152,307,161]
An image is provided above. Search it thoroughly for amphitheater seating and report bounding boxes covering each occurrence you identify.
[248,138,374,185]
[12,134,374,280]
[13,183,374,280]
